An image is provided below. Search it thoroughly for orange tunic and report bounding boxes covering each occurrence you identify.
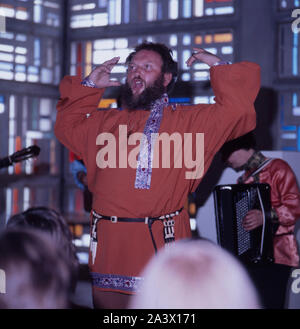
[55,62,260,294]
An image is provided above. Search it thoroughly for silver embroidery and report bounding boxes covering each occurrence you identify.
[135,94,169,189]
[90,272,143,293]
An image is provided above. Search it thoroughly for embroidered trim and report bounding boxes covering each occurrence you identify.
[81,77,97,88]
[212,60,232,67]
[244,151,267,172]
[238,151,269,183]
[90,272,143,293]
[134,93,169,190]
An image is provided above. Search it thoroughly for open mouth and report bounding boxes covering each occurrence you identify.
[131,78,145,94]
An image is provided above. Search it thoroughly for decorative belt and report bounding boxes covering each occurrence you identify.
[90,207,183,264]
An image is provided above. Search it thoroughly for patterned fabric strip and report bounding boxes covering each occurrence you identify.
[90,272,143,293]
[81,77,97,88]
[243,151,267,172]
[238,151,268,183]
[134,93,169,189]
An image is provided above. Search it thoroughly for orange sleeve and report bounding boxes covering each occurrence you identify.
[54,75,105,159]
[182,62,260,192]
[208,61,260,141]
[180,61,260,142]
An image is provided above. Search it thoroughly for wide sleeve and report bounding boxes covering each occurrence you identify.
[270,160,300,227]
[179,62,260,191]
[54,75,105,158]
[208,61,260,141]
[180,62,260,149]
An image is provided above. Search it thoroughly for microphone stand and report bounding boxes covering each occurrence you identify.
[0,156,13,169]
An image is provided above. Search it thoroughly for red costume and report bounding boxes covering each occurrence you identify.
[55,62,260,294]
[239,154,300,267]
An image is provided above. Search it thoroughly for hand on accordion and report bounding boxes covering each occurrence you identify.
[242,209,263,231]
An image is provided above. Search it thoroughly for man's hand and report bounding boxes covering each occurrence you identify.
[242,209,263,231]
[77,171,88,187]
[186,48,221,67]
[87,57,122,89]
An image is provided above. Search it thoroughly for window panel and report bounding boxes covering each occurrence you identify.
[0,93,60,180]
[147,0,158,22]
[0,33,60,85]
[72,30,234,84]
[169,0,179,19]
[0,95,4,113]
[279,92,300,151]
[69,0,235,27]
[278,0,300,10]
[0,1,73,228]
[0,0,61,26]
[278,23,300,78]
[183,0,192,18]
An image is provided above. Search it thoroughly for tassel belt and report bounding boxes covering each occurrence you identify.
[90,207,183,259]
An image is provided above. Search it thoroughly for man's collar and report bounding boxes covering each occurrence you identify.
[150,93,169,112]
[243,151,267,172]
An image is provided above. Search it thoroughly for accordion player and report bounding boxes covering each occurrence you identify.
[213,183,274,265]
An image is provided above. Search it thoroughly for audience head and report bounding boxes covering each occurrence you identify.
[7,207,79,292]
[130,239,261,309]
[0,229,71,309]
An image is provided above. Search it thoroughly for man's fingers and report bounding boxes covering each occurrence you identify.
[93,57,120,72]
[107,56,120,63]
[107,80,121,87]
[87,57,121,88]
[193,47,205,53]
[242,209,263,231]
[97,66,111,74]
[98,64,115,74]
[247,209,259,215]
[186,48,207,66]
[185,57,195,67]
[186,53,199,67]
[103,57,120,67]
[242,218,254,231]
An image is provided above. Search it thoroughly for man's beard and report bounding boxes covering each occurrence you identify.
[120,74,165,111]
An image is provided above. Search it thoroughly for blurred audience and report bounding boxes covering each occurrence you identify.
[7,207,79,294]
[0,229,71,308]
[129,239,261,309]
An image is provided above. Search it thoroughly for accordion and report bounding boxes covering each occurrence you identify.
[213,183,274,265]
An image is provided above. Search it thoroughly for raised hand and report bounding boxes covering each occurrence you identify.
[186,48,221,67]
[87,57,122,89]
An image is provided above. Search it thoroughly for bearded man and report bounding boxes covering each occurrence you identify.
[55,42,260,309]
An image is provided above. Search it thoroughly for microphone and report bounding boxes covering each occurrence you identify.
[0,145,40,170]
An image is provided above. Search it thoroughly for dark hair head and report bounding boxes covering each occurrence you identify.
[126,41,178,93]
[7,207,79,292]
[221,131,257,162]
[0,228,70,308]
